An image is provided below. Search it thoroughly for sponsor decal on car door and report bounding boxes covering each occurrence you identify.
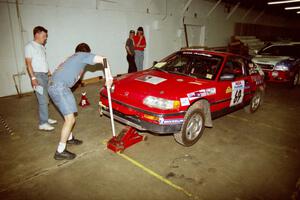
[229,80,245,107]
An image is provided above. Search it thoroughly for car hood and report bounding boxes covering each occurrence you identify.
[102,69,215,111]
[252,55,290,65]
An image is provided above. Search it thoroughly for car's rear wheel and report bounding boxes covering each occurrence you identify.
[174,102,205,146]
[244,90,263,113]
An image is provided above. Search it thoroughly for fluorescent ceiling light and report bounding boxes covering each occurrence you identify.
[297,11,300,13]
[285,6,300,9]
[268,0,300,5]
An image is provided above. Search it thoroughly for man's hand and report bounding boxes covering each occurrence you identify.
[93,55,106,64]
[31,78,39,87]
[104,61,113,88]
[106,78,113,88]
[93,55,113,87]
[25,57,39,88]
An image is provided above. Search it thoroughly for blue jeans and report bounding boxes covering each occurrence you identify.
[134,50,144,71]
[34,72,49,125]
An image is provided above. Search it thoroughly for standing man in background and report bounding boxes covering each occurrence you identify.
[25,26,57,131]
[125,30,137,73]
[133,27,146,71]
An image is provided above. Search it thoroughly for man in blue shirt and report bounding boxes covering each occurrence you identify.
[49,43,112,160]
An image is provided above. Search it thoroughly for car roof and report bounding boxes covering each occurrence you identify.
[179,49,242,58]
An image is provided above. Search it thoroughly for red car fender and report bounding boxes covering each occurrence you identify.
[186,98,213,128]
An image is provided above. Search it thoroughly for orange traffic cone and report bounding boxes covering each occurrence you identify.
[79,92,90,108]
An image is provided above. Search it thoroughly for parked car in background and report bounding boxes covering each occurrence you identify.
[252,42,300,87]
[99,49,265,146]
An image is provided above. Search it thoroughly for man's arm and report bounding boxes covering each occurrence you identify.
[125,39,133,55]
[25,58,38,87]
[138,44,146,48]
[125,45,132,55]
[92,55,113,87]
[137,36,146,48]
[137,36,142,47]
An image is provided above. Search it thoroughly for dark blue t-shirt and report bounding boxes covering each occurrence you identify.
[52,52,96,88]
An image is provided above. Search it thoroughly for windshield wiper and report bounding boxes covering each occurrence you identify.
[167,71,196,78]
[153,67,169,73]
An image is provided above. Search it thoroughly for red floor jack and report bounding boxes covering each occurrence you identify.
[107,126,147,153]
[102,58,146,153]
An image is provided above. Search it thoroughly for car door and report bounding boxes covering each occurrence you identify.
[216,56,250,112]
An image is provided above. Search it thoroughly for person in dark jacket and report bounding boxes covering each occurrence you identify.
[125,30,137,73]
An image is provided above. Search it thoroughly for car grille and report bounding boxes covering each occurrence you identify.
[257,64,274,70]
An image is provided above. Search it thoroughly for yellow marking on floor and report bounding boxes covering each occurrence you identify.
[102,140,192,197]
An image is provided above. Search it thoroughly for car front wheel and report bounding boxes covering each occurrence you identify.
[174,102,205,146]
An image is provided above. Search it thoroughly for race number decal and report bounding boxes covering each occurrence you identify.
[230,80,245,107]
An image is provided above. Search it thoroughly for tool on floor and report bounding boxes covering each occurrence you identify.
[102,58,145,153]
[107,126,146,153]
[79,92,90,108]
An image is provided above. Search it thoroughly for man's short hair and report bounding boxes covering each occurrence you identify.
[33,26,48,36]
[75,43,91,53]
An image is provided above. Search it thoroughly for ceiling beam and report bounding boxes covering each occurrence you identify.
[253,9,265,23]
[206,0,222,17]
[241,5,254,21]
[226,2,240,20]
[181,0,193,16]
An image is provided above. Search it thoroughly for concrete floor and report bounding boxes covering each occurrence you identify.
[0,82,299,200]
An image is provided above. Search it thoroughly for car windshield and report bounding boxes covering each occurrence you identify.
[153,52,223,80]
[259,45,297,57]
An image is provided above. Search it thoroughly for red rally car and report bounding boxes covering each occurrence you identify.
[99,49,265,146]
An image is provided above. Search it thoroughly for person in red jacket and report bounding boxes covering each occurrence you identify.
[133,27,146,71]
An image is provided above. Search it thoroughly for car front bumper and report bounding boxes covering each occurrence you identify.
[100,106,182,134]
[99,96,184,134]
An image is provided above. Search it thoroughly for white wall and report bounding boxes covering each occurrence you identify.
[0,0,297,97]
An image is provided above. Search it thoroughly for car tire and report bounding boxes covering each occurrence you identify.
[174,102,205,146]
[244,90,263,113]
[289,72,299,88]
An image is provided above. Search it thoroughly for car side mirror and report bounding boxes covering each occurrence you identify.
[220,73,235,81]
[153,61,158,66]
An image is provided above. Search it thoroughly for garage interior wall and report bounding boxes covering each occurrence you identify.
[0,0,298,97]
[235,23,300,41]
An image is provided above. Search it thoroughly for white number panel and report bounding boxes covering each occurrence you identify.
[230,80,245,107]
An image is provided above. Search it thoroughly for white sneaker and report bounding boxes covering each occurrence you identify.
[39,123,55,131]
[48,118,57,125]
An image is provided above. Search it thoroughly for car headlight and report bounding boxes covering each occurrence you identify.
[274,65,289,71]
[143,96,180,110]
